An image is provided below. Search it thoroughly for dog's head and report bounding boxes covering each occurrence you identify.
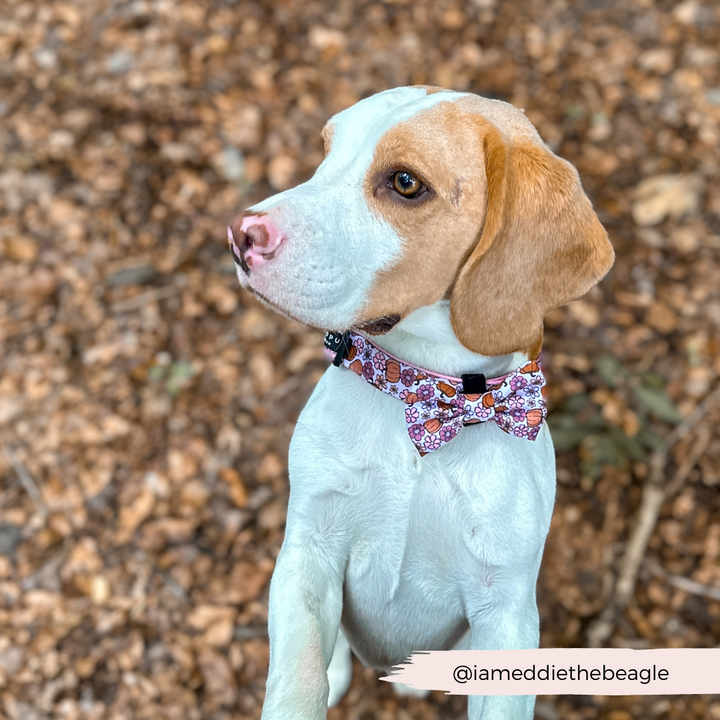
[229,86,614,356]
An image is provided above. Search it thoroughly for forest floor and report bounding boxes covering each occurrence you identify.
[1,0,720,718]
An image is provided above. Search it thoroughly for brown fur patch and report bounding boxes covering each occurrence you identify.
[450,128,614,356]
[415,85,448,95]
[321,123,334,156]
[358,102,489,325]
[356,97,614,356]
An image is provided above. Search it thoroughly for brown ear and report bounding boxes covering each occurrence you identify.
[450,121,614,356]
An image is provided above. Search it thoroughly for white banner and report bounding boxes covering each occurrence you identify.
[381,648,720,695]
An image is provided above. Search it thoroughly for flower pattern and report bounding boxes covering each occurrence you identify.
[405,407,419,424]
[525,384,541,399]
[326,331,547,455]
[508,394,525,409]
[439,426,457,442]
[477,406,494,420]
[408,424,425,441]
[416,384,434,401]
[362,361,374,380]
[423,435,442,452]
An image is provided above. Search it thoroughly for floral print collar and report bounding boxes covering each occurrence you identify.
[324,330,547,456]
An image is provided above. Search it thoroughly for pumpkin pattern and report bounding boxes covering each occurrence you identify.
[527,408,543,427]
[326,331,547,455]
[437,381,456,397]
[385,359,401,384]
[423,418,442,434]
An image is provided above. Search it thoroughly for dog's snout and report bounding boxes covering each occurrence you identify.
[228,212,285,274]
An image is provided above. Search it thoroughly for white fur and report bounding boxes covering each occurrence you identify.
[235,89,558,720]
[235,88,463,330]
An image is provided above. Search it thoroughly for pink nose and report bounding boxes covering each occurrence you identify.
[228,212,285,274]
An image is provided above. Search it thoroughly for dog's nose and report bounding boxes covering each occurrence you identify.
[228,212,285,274]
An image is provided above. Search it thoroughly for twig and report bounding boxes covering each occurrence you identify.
[664,425,712,498]
[586,386,720,648]
[2,443,48,519]
[111,282,186,314]
[659,383,720,455]
[647,561,720,603]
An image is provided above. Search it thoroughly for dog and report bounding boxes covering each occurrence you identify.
[228,86,614,720]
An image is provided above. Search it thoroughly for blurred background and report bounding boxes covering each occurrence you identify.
[1,0,720,718]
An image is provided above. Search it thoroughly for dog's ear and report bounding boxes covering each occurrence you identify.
[450,118,614,357]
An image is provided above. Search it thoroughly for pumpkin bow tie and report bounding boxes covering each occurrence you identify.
[324,331,547,455]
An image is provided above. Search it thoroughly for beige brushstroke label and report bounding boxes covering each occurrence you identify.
[381,649,720,695]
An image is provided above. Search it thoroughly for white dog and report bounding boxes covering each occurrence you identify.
[228,86,614,720]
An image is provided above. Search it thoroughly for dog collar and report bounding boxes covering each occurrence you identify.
[324,331,547,455]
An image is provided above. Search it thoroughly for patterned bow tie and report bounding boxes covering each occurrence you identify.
[325,331,547,455]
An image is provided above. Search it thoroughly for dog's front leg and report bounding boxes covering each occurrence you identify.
[261,538,345,720]
[466,584,540,720]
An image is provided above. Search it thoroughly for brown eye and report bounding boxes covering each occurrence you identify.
[392,171,423,198]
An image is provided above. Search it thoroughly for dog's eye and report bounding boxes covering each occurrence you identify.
[391,171,424,198]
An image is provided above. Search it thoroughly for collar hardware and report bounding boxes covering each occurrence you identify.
[461,373,487,394]
[324,331,352,366]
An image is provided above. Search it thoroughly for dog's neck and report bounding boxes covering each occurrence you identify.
[367,301,530,379]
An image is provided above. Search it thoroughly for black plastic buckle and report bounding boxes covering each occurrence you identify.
[324,331,352,367]
[461,373,487,394]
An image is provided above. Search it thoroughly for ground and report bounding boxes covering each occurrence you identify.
[1,0,720,719]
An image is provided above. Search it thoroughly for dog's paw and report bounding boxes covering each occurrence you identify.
[392,682,430,699]
[327,630,352,707]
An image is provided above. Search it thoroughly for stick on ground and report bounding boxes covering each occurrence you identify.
[586,386,720,648]
[2,443,48,519]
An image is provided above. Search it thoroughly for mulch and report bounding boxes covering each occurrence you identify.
[1,1,719,718]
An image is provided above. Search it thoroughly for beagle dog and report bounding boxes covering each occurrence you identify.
[228,86,614,720]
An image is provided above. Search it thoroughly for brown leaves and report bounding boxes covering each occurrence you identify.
[218,468,249,508]
[187,605,237,648]
[1,1,719,719]
[117,487,156,542]
[215,561,272,605]
[632,175,704,227]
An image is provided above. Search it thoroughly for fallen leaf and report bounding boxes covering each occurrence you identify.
[632,174,703,226]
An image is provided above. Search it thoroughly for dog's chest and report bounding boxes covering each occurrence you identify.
[291,367,479,593]
[344,466,469,601]
[288,364,556,667]
[338,462,474,666]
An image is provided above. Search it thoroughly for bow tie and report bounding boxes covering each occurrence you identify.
[325,331,547,455]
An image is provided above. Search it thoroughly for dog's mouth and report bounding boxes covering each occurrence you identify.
[243,285,308,325]
[353,315,402,335]
[242,282,401,336]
